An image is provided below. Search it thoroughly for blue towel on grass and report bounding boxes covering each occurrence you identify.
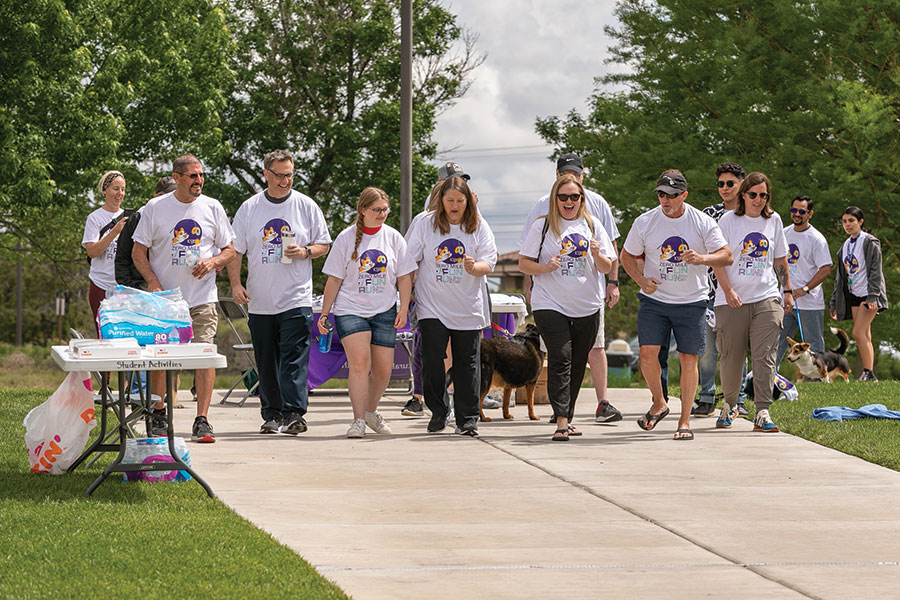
[811,404,900,422]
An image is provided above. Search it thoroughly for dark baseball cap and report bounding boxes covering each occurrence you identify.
[556,152,583,175]
[655,171,687,195]
[438,162,470,180]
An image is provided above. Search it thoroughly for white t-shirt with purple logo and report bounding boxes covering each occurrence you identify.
[402,215,497,330]
[623,204,727,304]
[785,224,832,310]
[521,216,615,317]
[715,211,788,306]
[841,235,868,297]
[83,206,125,293]
[322,224,412,318]
[231,190,332,315]
[132,192,235,308]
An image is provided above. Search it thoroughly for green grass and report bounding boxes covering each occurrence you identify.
[1,389,350,600]
[768,381,900,472]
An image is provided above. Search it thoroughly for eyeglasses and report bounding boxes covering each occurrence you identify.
[556,193,582,202]
[657,191,681,200]
[745,191,769,200]
[716,180,737,188]
[790,208,808,215]
[268,171,294,181]
[177,172,205,180]
[368,206,390,215]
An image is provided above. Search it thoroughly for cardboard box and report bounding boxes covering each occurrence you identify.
[145,343,217,357]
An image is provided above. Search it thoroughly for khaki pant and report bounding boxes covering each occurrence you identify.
[715,298,783,412]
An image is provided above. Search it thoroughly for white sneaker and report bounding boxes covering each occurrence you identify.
[347,418,366,438]
[364,411,392,434]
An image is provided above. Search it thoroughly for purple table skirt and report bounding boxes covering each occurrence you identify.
[307,312,515,390]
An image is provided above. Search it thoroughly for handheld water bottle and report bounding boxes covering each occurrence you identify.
[318,319,334,353]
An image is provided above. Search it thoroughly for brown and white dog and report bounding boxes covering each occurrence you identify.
[786,327,851,382]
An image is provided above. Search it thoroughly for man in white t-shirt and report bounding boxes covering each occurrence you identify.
[518,153,624,424]
[775,195,833,367]
[227,150,332,436]
[621,170,732,440]
[133,154,236,443]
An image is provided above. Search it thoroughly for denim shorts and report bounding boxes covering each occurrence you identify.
[334,307,398,348]
[637,295,707,355]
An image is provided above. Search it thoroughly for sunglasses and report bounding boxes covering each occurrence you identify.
[268,171,294,181]
[716,180,737,188]
[178,172,205,180]
[556,193,582,203]
[368,206,390,215]
[790,208,808,215]
[656,191,681,200]
[745,191,769,200]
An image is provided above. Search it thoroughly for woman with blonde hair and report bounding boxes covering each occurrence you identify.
[83,170,130,333]
[402,175,497,437]
[519,173,614,441]
[319,187,413,438]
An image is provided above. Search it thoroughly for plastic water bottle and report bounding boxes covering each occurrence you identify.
[318,320,334,353]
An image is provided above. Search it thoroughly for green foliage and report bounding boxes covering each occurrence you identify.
[537,0,900,345]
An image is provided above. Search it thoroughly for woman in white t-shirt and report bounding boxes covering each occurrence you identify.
[402,175,497,437]
[712,172,793,434]
[318,187,413,438]
[829,206,888,381]
[519,174,614,442]
[82,170,130,333]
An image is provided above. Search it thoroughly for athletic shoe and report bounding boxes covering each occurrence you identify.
[347,418,366,438]
[454,425,479,437]
[859,369,878,382]
[737,404,749,416]
[365,411,392,434]
[149,408,168,437]
[691,402,715,416]
[259,417,281,434]
[427,413,448,433]
[401,398,425,417]
[280,413,308,435]
[753,409,780,433]
[191,416,216,443]
[595,400,623,423]
[715,404,739,429]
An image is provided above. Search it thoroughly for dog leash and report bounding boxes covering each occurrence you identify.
[794,304,805,343]
[490,322,514,339]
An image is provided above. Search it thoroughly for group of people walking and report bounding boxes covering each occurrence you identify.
[83,151,888,443]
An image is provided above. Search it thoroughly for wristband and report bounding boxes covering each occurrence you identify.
[304,246,311,259]
[784,290,793,295]
[608,280,619,286]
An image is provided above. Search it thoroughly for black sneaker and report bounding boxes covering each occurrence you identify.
[281,413,308,435]
[402,398,425,417]
[427,412,448,433]
[691,402,715,416]
[149,408,168,437]
[859,369,878,382]
[454,425,479,437]
[260,417,281,434]
[595,401,623,423]
[737,404,749,417]
[192,416,216,443]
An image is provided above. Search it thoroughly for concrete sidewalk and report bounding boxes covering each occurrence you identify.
[173,388,900,599]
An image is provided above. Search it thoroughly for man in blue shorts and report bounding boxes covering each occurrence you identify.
[621,170,732,440]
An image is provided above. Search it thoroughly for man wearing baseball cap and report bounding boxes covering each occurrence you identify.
[621,169,732,440]
[518,152,624,424]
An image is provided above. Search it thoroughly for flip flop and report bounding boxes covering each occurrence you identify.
[673,428,694,441]
[637,407,670,431]
[567,425,582,437]
[552,428,569,442]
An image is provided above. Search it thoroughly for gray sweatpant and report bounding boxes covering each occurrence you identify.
[715,297,783,412]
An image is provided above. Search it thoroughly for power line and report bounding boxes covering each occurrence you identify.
[439,143,553,154]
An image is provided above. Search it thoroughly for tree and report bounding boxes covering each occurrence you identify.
[537,0,900,346]
[213,0,483,230]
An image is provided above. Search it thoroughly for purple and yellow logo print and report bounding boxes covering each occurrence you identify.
[844,254,859,275]
[560,234,589,258]
[359,249,388,274]
[436,238,465,264]
[172,219,202,246]
[740,232,769,258]
[787,243,800,264]
[659,236,689,263]
[261,218,291,245]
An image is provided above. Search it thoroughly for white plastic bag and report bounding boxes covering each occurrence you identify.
[24,372,96,474]
[122,437,192,483]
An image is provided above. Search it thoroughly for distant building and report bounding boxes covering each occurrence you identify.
[486,251,524,291]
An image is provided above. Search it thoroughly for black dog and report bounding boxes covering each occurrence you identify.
[477,324,544,422]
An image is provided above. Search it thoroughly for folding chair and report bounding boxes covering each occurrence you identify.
[217,297,259,406]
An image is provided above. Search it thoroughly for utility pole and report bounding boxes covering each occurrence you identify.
[15,242,23,346]
[399,0,412,235]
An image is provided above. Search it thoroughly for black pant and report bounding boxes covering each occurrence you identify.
[418,318,480,430]
[533,309,600,422]
[248,307,312,421]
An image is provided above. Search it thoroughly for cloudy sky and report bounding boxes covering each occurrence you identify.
[432,0,621,254]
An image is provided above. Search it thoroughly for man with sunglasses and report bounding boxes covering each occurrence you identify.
[133,154,237,443]
[621,170,732,440]
[774,195,833,367]
[227,149,332,436]
[518,153,624,424]
[691,162,750,416]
